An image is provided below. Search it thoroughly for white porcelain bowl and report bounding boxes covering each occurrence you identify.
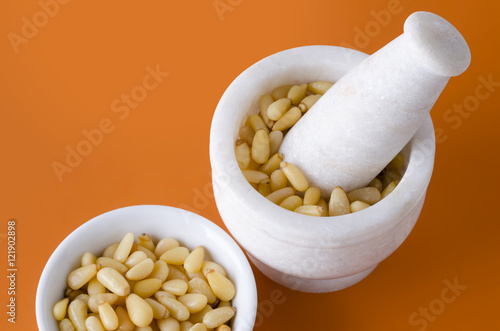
[36,205,257,330]
[209,46,435,293]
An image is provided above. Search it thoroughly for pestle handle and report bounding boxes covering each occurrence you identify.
[278,12,471,196]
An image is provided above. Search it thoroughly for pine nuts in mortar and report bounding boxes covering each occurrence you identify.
[235,82,404,216]
[53,233,237,330]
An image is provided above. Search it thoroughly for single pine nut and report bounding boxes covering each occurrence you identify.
[59,318,76,331]
[269,169,287,191]
[259,153,283,175]
[280,162,309,191]
[218,301,231,308]
[85,315,106,331]
[178,293,208,314]
[162,279,189,296]
[350,201,371,213]
[184,246,205,273]
[53,297,69,321]
[154,238,180,258]
[157,317,180,331]
[88,293,118,314]
[269,130,283,155]
[235,140,251,170]
[303,187,321,205]
[145,298,170,319]
[248,114,268,133]
[126,293,154,327]
[251,129,270,164]
[287,84,307,105]
[188,304,213,324]
[158,297,190,322]
[160,247,190,266]
[294,205,323,217]
[272,106,301,131]
[180,321,194,331]
[317,199,329,216]
[216,325,231,331]
[238,125,254,146]
[203,307,236,329]
[134,243,159,262]
[381,180,398,199]
[389,152,405,169]
[124,251,148,269]
[267,98,291,121]
[188,323,207,331]
[96,257,128,274]
[137,233,155,252]
[87,277,106,296]
[98,301,119,331]
[257,178,272,196]
[167,265,189,282]
[346,187,381,205]
[298,94,321,112]
[74,293,90,307]
[102,243,119,258]
[368,178,383,192]
[266,187,295,204]
[114,233,135,263]
[126,258,154,281]
[271,85,292,100]
[278,195,303,211]
[68,299,87,331]
[149,260,170,282]
[188,278,217,304]
[241,170,268,184]
[134,278,163,298]
[97,267,131,296]
[202,260,228,278]
[67,264,98,290]
[115,306,135,331]
[81,252,97,267]
[206,270,236,302]
[307,81,333,94]
[155,291,176,302]
[329,186,350,216]
[259,93,274,127]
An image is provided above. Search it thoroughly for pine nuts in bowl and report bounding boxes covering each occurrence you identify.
[36,205,257,331]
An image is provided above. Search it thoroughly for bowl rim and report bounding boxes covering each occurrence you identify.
[35,204,258,331]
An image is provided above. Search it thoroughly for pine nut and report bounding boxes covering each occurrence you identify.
[270,169,288,191]
[269,130,283,155]
[87,277,106,296]
[88,293,118,314]
[368,178,383,192]
[126,258,154,281]
[102,243,119,258]
[53,297,69,321]
[259,153,283,176]
[114,232,135,263]
[158,297,190,322]
[350,201,371,213]
[381,180,398,199]
[67,264,98,290]
[149,260,170,282]
[389,153,405,170]
[206,270,236,302]
[167,265,189,282]
[257,178,272,196]
[74,293,90,307]
[126,293,154,327]
[178,293,208,314]
[157,317,180,331]
[180,321,194,331]
[134,278,163,298]
[317,199,329,216]
[266,187,295,204]
[160,247,190,266]
[115,306,135,331]
[216,325,231,331]
[278,195,303,211]
[251,129,270,164]
[184,246,205,274]
[188,304,213,324]
[97,267,131,296]
[272,106,301,131]
[271,85,292,100]
[137,233,155,252]
[145,298,170,319]
[85,315,106,331]
[202,307,236,329]
[303,186,321,205]
[238,125,254,146]
[287,84,307,105]
[307,81,333,94]
[381,169,402,188]
[259,93,274,127]
[125,251,148,269]
[98,301,119,331]
[188,323,207,331]
[328,186,350,216]
[135,244,158,262]
[154,238,180,258]
[162,279,189,296]
[135,326,153,331]
[294,205,323,217]
[280,162,309,191]
[241,169,268,184]
[59,318,76,331]
[248,114,268,133]
[188,278,217,305]
[346,187,381,205]
[298,94,321,112]
[68,299,87,331]
[218,301,231,308]
[96,257,128,274]
[267,98,291,121]
[81,252,97,267]
[234,140,251,170]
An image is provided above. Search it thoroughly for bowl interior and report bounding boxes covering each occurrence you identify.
[36,205,257,331]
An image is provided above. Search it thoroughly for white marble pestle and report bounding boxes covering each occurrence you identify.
[279,12,471,195]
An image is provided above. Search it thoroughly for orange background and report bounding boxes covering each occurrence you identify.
[1,0,499,330]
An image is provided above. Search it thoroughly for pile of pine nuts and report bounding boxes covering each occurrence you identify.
[53,233,236,331]
[235,82,404,217]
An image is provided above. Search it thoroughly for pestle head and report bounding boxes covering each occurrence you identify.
[404,12,471,77]
[278,12,470,197]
